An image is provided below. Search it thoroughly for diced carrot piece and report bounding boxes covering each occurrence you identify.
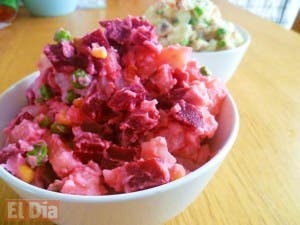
[73,97,84,108]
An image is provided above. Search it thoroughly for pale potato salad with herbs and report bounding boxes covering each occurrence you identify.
[144,0,244,51]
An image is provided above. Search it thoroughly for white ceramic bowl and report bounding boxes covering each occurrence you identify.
[0,72,239,225]
[190,25,251,83]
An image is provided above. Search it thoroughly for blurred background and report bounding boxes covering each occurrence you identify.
[1,0,299,31]
[227,0,300,29]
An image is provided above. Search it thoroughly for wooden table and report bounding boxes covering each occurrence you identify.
[1,1,300,224]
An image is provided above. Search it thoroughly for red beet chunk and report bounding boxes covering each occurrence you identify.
[171,100,204,129]
[101,144,139,169]
[73,127,110,164]
[43,41,76,73]
[80,29,110,51]
[108,84,145,112]
[124,159,168,192]
[100,16,157,48]
[119,100,159,145]
[82,93,112,122]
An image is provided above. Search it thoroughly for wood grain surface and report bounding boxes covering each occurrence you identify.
[0,1,300,225]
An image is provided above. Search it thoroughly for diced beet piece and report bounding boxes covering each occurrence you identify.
[124,159,169,192]
[81,122,114,140]
[81,29,110,50]
[171,100,204,129]
[43,41,75,73]
[73,127,110,164]
[100,16,157,48]
[108,84,145,112]
[82,93,108,121]
[14,112,34,126]
[103,159,169,193]
[101,144,139,169]
[119,100,159,145]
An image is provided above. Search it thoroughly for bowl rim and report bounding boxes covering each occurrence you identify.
[0,72,239,203]
[191,24,251,54]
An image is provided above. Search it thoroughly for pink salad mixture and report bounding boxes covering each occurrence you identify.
[0,16,227,195]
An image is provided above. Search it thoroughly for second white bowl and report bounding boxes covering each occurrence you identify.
[191,25,251,83]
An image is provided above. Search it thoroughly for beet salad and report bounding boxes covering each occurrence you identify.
[0,16,227,195]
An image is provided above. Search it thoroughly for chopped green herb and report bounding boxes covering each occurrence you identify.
[180,39,190,46]
[193,6,204,17]
[172,17,179,25]
[39,115,51,128]
[200,66,211,76]
[66,90,80,104]
[204,19,211,26]
[26,142,48,166]
[40,85,53,101]
[50,123,71,135]
[217,40,226,48]
[216,28,226,39]
[54,28,72,43]
[156,9,164,15]
[189,17,198,26]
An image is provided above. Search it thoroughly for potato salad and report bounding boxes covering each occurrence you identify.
[144,0,244,51]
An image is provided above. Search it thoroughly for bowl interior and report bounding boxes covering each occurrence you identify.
[0,72,239,202]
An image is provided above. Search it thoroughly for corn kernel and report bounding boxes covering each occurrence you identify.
[18,164,35,183]
[91,44,107,59]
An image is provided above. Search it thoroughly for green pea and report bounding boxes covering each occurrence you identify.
[193,6,204,17]
[180,39,190,46]
[40,85,53,101]
[204,19,211,26]
[189,17,198,26]
[217,40,226,48]
[72,69,88,89]
[54,28,72,43]
[216,28,226,39]
[200,66,211,76]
